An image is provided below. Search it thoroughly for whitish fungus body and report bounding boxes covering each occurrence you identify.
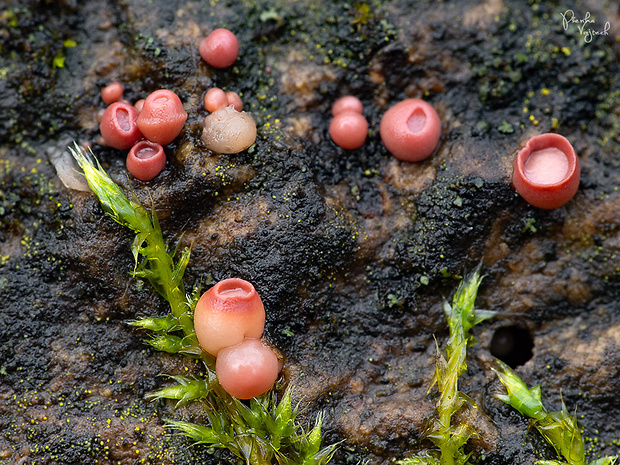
[201,106,257,154]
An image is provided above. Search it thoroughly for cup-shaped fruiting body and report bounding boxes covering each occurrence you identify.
[332,95,363,117]
[202,106,257,154]
[99,102,142,150]
[380,98,441,162]
[126,140,166,181]
[204,87,229,113]
[101,82,124,105]
[225,91,243,111]
[199,28,239,69]
[215,338,279,399]
[136,89,188,145]
[512,133,580,209]
[194,278,265,356]
[329,112,368,150]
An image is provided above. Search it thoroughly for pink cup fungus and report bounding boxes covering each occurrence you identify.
[512,133,580,209]
[225,91,243,111]
[199,28,239,69]
[99,102,142,150]
[204,87,229,113]
[331,95,363,117]
[126,140,166,181]
[329,111,368,150]
[215,338,279,399]
[136,89,188,145]
[193,278,265,357]
[379,98,441,162]
[202,106,257,154]
[101,82,124,105]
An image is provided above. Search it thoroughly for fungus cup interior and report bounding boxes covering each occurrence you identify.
[522,147,570,185]
[515,134,577,187]
[407,108,426,133]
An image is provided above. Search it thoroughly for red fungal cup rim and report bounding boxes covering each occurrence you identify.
[214,277,255,298]
[512,133,580,209]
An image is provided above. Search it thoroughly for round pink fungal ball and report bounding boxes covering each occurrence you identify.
[329,111,368,150]
[136,89,188,145]
[194,278,265,357]
[331,95,363,116]
[512,133,580,209]
[379,98,441,162]
[199,28,239,69]
[204,87,228,113]
[101,82,124,105]
[216,338,279,399]
[126,140,166,181]
[225,91,243,111]
[99,102,142,150]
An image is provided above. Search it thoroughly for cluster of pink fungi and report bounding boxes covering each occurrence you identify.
[98,27,256,181]
[193,278,280,399]
[329,95,579,208]
[99,28,581,398]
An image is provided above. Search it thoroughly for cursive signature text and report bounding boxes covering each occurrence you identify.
[560,9,610,43]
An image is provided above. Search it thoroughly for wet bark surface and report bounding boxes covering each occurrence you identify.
[1,0,619,464]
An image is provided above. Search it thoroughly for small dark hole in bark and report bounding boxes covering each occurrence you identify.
[490,326,534,368]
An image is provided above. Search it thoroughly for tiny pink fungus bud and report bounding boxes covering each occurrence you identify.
[204,87,229,113]
[331,95,363,117]
[512,133,580,209]
[379,98,441,162]
[134,99,145,113]
[136,89,188,145]
[194,278,265,357]
[215,338,279,399]
[99,102,142,150]
[126,140,166,181]
[199,28,239,69]
[329,111,368,150]
[202,106,257,154]
[225,91,243,111]
[101,81,124,105]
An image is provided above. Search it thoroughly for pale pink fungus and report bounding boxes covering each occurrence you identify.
[204,87,229,113]
[134,99,145,113]
[225,91,243,111]
[379,98,441,162]
[329,111,368,150]
[331,95,363,117]
[101,82,124,105]
[193,278,265,357]
[215,338,279,399]
[202,106,257,154]
[512,133,580,209]
[126,140,166,181]
[136,89,188,145]
[199,28,239,69]
[99,102,142,150]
